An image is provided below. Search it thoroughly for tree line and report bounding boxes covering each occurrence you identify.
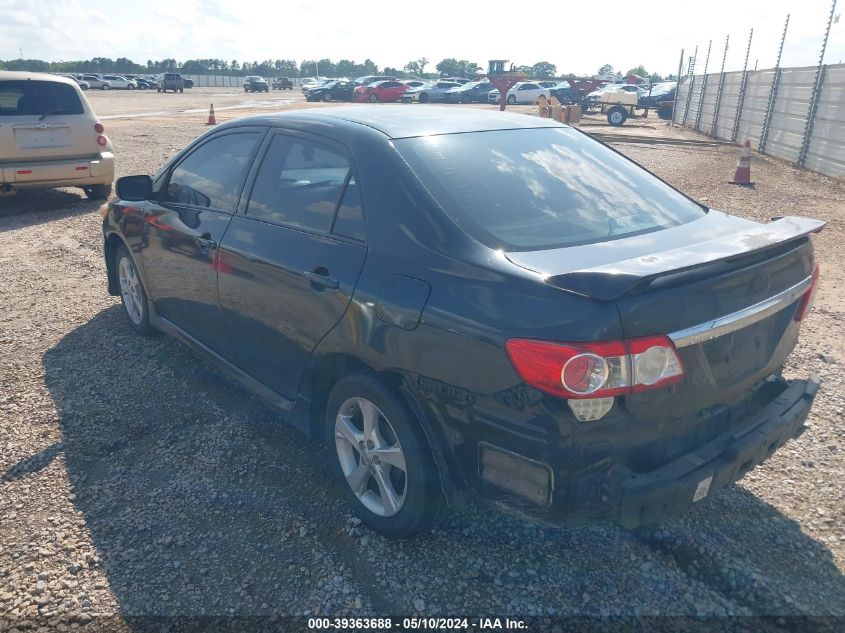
[0,56,673,82]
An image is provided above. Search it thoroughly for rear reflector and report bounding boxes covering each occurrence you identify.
[94,122,105,134]
[97,135,108,146]
[16,170,32,175]
[506,335,684,399]
[479,443,553,507]
[75,166,88,171]
[794,264,820,321]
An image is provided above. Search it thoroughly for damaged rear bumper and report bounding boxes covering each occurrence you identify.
[611,377,819,528]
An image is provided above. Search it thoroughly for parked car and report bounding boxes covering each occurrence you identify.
[305,80,356,102]
[104,105,824,538]
[537,81,558,88]
[57,73,91,91]
[244,76,269,93]
[401,81,461,103]
[0,71,114,199]
[443,81,493,103]
[100,75,138,90]
[273,77,294,90]
[301,77,329,91]
[353,75,397,86]
[352,80,407,103]
[401,80,426,89]
[80,74,112,90]
[639,81,677,108]
[133,77,156,90]
[157,73,185,93]
[440,77,472,85]
[488,82,550,105]
[549,81,575,104]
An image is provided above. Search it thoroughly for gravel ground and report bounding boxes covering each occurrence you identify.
[1,89,844,629]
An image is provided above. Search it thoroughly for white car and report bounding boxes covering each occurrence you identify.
[99,75,138,90]
[0,71,115,199]
[487,82,550,105]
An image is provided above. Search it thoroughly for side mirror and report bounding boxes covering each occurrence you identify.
[116,175,153,201]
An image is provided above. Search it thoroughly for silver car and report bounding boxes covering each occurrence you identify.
[401,81,461,103]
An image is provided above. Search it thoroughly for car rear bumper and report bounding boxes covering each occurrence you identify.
[610,376,819,528]
[1,151,115,188]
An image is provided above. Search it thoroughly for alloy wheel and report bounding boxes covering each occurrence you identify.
[118,255,144,325]
[334,397,407,517]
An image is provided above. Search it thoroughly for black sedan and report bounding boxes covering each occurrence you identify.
[103,107,823,537]
[305,80,357,102]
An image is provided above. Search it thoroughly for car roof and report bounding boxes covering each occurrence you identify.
[226,105,561,140]
[0,70,78,87]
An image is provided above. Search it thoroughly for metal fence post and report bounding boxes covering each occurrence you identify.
[732,28,754,143]
[759,14,790,154]
[798,0,837,167]
[694,40,712,131]
[671,48,684,126]
[710,35,730,136]
[682,45,698,127]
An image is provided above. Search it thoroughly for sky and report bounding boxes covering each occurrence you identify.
[1,0,843,76]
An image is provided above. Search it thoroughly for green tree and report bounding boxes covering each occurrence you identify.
[626,65,648,78]
[531,61,557,78]
[465,62,481,77]
[404,60,421,76]
[418,57,429,75]
[649,72,663,83]
[597,63,614,75]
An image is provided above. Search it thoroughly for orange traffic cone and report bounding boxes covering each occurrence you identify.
[730,139,754,186]
[206,104,216,126]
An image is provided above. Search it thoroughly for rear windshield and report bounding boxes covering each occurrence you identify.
[0,80,84,117]
[395,127,705,251]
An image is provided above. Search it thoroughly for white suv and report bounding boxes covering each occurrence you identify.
[0,71,115,199]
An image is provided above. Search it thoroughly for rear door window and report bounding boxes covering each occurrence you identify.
[246,135,355,234]
[0,80,83,117]
[163,132,260,212]
[395,127,705,251]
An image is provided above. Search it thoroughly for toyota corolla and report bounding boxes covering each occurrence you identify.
[102,106,824,538]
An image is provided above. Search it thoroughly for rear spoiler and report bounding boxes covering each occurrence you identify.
[546,216,826,301]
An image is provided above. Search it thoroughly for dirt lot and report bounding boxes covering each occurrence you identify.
[1,87,844,629]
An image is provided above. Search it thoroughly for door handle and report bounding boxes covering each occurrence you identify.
[303,269,340,290]
[196,235,218,251]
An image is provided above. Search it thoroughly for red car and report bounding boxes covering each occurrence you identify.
[352,80,407,103]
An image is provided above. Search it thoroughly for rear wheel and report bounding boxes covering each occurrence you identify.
[179,88,184,93]
[323,92,332,102]
[657,105,673,120]
[115,245,153,336]
[83,183,112,200]
[101,85,110,90]
[607,106,628,126]
[325,374,443,538]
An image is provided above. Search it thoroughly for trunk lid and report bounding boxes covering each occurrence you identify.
[0,78,98,163]
[506,212,823,419]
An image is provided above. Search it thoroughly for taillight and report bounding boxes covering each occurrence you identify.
[506,336,684,399]
[97,135,108,146]
[794,265,820,322]
[94,122,105,133]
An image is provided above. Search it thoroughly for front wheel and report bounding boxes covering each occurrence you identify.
[101,85,110,90]
[179,88,184,93]
[367,94,378,103]
[419,93,429,103]
[115,245,154,336]
[323,93,332,102]
[128,84,135,90]
[325,375,444,538]
[507,94,516,104]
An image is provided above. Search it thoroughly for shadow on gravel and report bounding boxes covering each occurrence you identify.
[0,188,102,231]
[35,305,845,623]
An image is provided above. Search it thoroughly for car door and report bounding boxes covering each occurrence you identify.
[139,128,265,358]
[380,81,405,101]
[217,131,367,400]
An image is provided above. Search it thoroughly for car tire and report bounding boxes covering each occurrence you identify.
[323,93,332,102]
[368,94,378,103]
[114,245,154,336]
[83,183,112,200]
[419,93,429,104]
[324,374,444,538]
[461,94,470,104]
[102,85,110,90]
[157,88,162,93]
[128,84,135,90]
[179,88,184,93]
[657,105,673,120]
[507,94,516,105]
[607,106,628,126]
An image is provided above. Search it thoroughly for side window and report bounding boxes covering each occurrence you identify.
[247,135,351,233]
[164,132,259,212]
[331,176,365,242]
